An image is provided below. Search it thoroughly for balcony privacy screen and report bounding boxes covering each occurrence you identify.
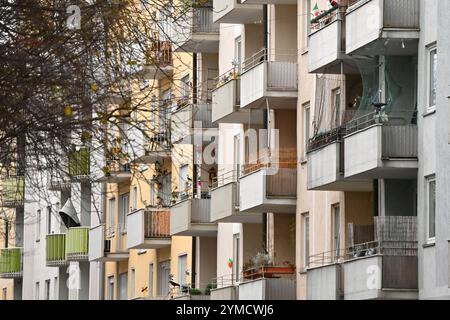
[66,227,89,260]
[46,234,67,266]
[0,248,22,275]
[353,56,417,123]
[312,56,417,142]
[68,148,90,178]
[1,176,25,205]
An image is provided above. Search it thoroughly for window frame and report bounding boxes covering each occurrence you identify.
[427,45,437,111]
[302,212,310,269]
[426,176,436,243]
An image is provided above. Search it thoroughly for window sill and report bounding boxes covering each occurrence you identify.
[423,242,435,248]
[423,108,436,118]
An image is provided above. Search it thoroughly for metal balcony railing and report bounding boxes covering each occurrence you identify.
[192,7,219,33]
[0,175,25,207]
[66,227,89,261]
[46,234,68,267]
[0,248,22,278]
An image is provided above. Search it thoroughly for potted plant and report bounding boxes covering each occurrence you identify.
[243,252,295,280]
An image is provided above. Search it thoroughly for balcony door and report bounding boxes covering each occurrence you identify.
[118,193,130,232]
[118,272,128,300]
[158,261,171,297]
[177,254,188,288]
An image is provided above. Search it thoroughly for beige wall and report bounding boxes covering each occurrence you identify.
[269,4,298,62]
[197,237,217,290]
[296,0,344,300]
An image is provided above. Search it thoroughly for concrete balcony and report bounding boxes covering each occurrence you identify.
[140,41,173,80]
[238,278,296,300]
[345,0,420,56]
[171,103,218,144]
[307,129,372,191]
[344,113,418,180]
[47,178,71,192]
[127,209,171,249]
[240,50,297,110]
[343,216,418,300]
[171,6,219,53]
[307,263,343,300]
[170,197,217,237]
[239,149,297,213]
[213,0,262,24]
[89,225,129,262]
[65,227,89,262]
[343,254,418,300]
[97,159,132,183]
[308,7,357,74]
[0,248,22,279]
[46,234,68,267]
[210,171,261,223]
[210,285,239,300]
[0,176,24,208]
[212,76,253,124]
[239,167,297,213]
[135,132,171,164]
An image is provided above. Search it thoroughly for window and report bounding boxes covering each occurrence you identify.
[148,263,154,297]
[303,0,312,50]
[119,193,130,232]
[130,268,135,300]
[107,276,114,300]
[53,277,58,300]
[303,103,311,158]
[108,198,116,236]
[132,186,138,211]
[427,177,436,242]
[118,273,128,300]
[179,164,189,198]
[332,88,341,128]
[151,95,157,127]
[46,206,52,235]
[44,280,50,300]
[36,210,41,242]
[35,282,40,300]
[178,254,188,287]
[332,205,340,261]
[2,288,7,300]
[181,75,190,101]
[150,179,156,207]
[428,46,437,109]
[235,36,242,73]
[303,213,310,268]
[233,234,240,282]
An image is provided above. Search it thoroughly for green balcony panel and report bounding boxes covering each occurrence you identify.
[69,148,90,178]
[1,176,25,207]
[66,227,89,261]
[46,234,68,267]
[0,248,22,278]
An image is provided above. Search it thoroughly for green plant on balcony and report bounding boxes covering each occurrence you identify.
[189,288,202,296]
[204,283,217,295]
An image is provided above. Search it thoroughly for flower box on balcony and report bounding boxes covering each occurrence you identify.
[243,266,295,280]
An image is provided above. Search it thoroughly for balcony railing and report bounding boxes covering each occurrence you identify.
[66,227,89,261]
[308,216,417,269]
[144,210,171,238]
[68,147,90,180]
[46,234,68,267]
[0,175,25,207]
[345,110,418,158]
[347,0,420,29]
[145,40,172,67]
[0,248,22,278]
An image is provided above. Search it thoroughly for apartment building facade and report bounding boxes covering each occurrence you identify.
[4,0,450,301]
